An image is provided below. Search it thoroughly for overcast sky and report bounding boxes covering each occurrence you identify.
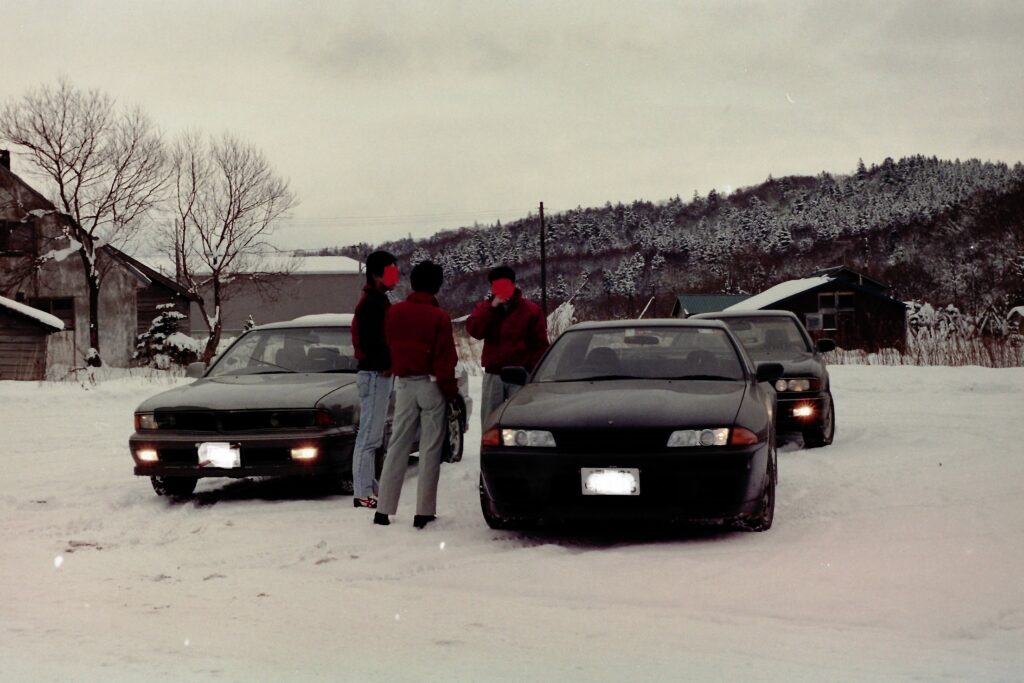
[5,0,1023,249]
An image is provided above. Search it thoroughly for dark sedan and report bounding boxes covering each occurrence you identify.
[479,319,783,530]
[129,314,471,497]
[693,310,835,448]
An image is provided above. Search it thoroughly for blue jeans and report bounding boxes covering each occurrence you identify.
[480,372,522,429]
[352,371,393,498]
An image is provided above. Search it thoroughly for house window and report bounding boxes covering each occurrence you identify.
[27,297,75,330]
[805,313,823,331]
[817,291,855,331]
[0,219,34,255]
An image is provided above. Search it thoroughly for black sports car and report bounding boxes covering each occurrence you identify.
[693,310,835,448]
[129,314,471,497]
[478,319,783,530]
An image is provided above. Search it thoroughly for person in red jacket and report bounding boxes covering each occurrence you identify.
[374,260,458,529]
[466,265,549,428]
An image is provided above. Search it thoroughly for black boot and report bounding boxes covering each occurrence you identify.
[373,512,390,526]
[413,515,436,529]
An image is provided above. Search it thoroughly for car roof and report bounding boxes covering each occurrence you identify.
[565,317,730,332]
[691,309,801,321]
[254,313,354,330]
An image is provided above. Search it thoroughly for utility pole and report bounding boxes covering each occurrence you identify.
[539,201,547,316]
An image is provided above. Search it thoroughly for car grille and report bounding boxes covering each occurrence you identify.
[551,428,674,453]
[152,409,320,432]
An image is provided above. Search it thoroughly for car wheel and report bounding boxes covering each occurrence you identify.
[479,474,517,530]
[442,399,465,464]
[150,476,198,498]
[803,391,835,448]
[735,447,775,532]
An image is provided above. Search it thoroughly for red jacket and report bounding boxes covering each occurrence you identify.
[385,291,459,400]
[466,289,549,373]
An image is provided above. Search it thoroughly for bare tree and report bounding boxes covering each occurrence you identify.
[165,131,297,361]
[0,79,167,365]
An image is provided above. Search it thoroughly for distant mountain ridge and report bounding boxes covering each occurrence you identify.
[311,156,1024,321]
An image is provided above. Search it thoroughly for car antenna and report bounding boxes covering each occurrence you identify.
[638,296,655,319]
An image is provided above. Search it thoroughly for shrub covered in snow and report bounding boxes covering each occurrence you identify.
[134,305,202,368]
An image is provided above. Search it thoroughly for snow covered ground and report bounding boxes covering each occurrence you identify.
[2,366,1023,682]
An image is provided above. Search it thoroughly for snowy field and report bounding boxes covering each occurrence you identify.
[2,366,1024,682]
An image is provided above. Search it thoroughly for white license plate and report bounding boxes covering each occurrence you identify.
[581,468,640,496]
[197,442,240,468]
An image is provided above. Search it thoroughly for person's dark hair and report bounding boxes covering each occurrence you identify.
[410,260,444,295]
[365,250,397,284]
[487,265,516,283]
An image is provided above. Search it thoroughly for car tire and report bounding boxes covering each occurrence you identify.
[151,476,198,498]
[479,474,517,530]
[441,399,465,464]
[803,391,835,448]
[734,447,775,532]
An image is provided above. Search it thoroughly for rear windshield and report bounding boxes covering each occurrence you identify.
[534,326,745,382]
[716,317,811,359]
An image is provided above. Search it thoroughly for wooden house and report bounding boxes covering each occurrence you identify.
[0,295,63,380]
[726,266,907,351]
[671,294,750,318]
[0,151,197,373]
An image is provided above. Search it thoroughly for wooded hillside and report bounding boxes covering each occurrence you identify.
[312,156,1024,325]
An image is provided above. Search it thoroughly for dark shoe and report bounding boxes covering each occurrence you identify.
[353,496,378,509]
[373,512,390,526]
[413,515,436,529]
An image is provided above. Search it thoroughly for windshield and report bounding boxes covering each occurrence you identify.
[533,326,745,382]
[717,317,811,359]
[207,327,357,377]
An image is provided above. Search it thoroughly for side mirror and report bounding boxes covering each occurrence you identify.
[186,361,207,378]
[816,338,836,353]
[755,362,784,384]
[500,366,530,386]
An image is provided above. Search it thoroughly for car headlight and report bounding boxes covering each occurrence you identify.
[500,429,556,447]
[135,413,158,430]
[774,378,811,392]
[667,428,729,447]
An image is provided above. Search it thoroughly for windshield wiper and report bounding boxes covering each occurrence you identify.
[247,357,295,373]
[665,374,737,381]
[561,374,640,382]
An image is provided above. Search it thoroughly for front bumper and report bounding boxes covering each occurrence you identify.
[129,428,356,479]
[480,443,770,523]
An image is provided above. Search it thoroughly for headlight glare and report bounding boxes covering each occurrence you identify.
[501,429,556,447]
[667,428,729,447]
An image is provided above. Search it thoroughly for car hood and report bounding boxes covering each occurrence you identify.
[498,380,747,429]
[752,351,824,377]
[136,373,357,412]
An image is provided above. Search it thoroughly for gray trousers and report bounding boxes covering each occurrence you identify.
[480,372,522,428]
[377,376,447,517]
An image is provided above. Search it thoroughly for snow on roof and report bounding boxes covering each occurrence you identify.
[725,276,832,311]
[0,295,64,330]
[1008,306,1024,320]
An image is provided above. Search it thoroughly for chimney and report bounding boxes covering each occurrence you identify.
[0,149,9,170]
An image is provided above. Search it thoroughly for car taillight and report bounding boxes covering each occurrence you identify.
[481,428,501,447]
[729,427,760,445]
[314,410,336,427]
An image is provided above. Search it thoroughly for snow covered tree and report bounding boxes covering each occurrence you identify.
[134,304,200,368]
